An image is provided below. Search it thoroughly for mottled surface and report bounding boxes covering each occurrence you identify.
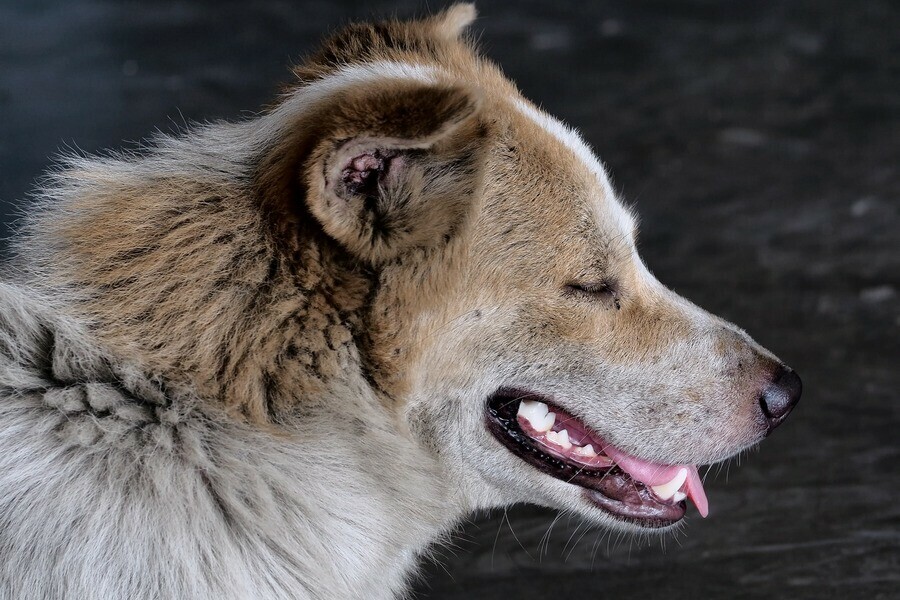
[1,1,897,598]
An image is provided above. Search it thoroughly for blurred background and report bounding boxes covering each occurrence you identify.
[1,1,897,598]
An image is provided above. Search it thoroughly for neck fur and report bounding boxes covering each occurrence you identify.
[14,126,377,424]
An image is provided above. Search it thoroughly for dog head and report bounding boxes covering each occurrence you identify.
[255,4,801,530]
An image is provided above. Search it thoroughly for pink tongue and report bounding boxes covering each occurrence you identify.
[600,443,709,517]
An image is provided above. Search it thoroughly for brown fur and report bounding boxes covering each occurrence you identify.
[14,6,497,422]
[15,3,782,455]
[0,7,802,599]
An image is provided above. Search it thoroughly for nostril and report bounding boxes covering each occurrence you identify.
[760,367,802,430]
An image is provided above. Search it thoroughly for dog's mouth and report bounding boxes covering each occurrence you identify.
[486,389,709,529]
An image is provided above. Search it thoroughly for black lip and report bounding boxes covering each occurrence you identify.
[485,389,686,529]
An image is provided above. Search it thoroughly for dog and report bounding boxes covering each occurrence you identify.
[0,4,801,599]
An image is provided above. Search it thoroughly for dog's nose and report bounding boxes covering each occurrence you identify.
[760,367,802,431]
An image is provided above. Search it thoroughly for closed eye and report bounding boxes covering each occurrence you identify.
[563,281,620,307]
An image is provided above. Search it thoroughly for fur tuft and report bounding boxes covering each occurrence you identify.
[433,3,478,39]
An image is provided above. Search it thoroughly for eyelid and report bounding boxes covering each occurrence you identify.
[563,281,620,309]
[563,281,616,297]
[565,281,613,294]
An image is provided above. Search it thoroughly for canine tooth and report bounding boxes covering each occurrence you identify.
[651,468,688,501]
[517,401,555,432]
[672,491,687,503]
[517,400,547,420]
[574,444,597,457]
[536,412,555,433]
[518,400,546,422]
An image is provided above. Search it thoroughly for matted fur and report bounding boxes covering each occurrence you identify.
[1,5,793,599]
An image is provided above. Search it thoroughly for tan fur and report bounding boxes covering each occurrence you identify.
[11,2,785,448]
[16,6,507,422]
[15,3,782,440]
[3,6,797,598]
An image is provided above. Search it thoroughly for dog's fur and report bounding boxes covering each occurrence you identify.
[0,5,791,599]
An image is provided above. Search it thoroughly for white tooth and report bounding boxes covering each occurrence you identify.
[574,444,597,457]
[545,430,560,445]
[556,429,572,450]
[517,401,552,430]
[535,412,555,433]
[651,468,688,501]
[672,491,687,503]
[517,400,537,419]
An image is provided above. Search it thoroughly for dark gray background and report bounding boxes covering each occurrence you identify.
[1,1,898,598]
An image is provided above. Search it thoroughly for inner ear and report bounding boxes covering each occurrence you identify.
[338,148,401,200]
[316,137,438,262]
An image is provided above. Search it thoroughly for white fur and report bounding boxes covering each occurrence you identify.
[513,98,635,236]
[0,283,463,599]
[0,47,783,600]
[254,62,440,149]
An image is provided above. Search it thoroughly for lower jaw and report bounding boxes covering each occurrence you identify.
[486,394,686,529]
[582,488,685,528]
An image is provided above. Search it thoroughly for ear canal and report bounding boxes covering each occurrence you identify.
[339,150,395,199]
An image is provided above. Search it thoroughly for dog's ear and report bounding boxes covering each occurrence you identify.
[430,3,477,40]
[257,75,488,263]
